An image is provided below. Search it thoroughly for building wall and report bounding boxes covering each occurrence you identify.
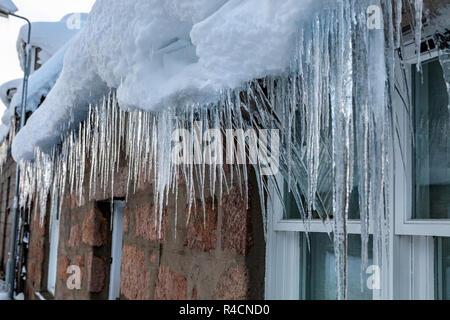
[0,156,16,275]
[25,153,266,300]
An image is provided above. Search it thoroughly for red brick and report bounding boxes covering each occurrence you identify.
[154,266,187,300]
[76,255,85,282]
[66,193,85,209]
[87,252,106,293]
[26,286,33,300]
[191,287,198,300]
[136,177,151,192]
[149,252,158,264]
[68,225,81,248]
[81,208,108,247]
[120,246,151,300]
[185,199,217,251]
[213,264,249,300]
[123,208,130,233]
[221,188,253,255]
[34,261,43,288]
[58,255,71,282]
[29,238,45,265]
[135,204,167,242]
[32,215,46,237]
[27,261,36,284]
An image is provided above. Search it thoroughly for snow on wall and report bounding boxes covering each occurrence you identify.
[0,0,17,13]
[12,0,328,161]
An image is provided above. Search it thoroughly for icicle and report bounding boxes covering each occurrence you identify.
[439,47,450,111]
[394,0,403,49]
[414,0,423,71]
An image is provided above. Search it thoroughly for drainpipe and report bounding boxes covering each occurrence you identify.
[3,12,32,300]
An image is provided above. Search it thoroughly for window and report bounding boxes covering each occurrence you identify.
[266,51,450,300]
[413,59,450,220]
[435,237,450,300]
[300,234,373,300]
[108,201,125,300]
[47,200,60,295]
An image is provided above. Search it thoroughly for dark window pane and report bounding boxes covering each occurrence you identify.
[435,237,450,300]
[413,60,450,219]
[300,233,373,300]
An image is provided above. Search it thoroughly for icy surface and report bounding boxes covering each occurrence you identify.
[414,0,424,70]
[12,0,328,161]
[0,0,17,13]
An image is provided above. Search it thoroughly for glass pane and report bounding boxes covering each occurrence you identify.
[300,233,373,300]
[284,183,360,220]
[435,237,450,300]
[413,60,450,219]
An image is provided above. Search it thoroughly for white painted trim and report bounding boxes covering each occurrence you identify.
[394,53,450,238]
[265,179,300,300]
[273,219,364,234]
[47,203,60,296]
[108,201,125,300]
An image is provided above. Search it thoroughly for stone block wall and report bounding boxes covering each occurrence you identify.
[24,155,265,300]
[0,157,16,275]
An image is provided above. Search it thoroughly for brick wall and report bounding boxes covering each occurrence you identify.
[25,153,265,300]
[0,157,16,275]
[24,213,47,299]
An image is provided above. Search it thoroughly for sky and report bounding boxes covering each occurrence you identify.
[0,0,96,117]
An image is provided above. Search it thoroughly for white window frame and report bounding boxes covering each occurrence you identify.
[47,203,60,296]
[108,201,125,300]
[395,50,450,237]
[265,40,450,300]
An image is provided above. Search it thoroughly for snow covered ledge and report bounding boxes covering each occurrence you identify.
[12,0,323,161]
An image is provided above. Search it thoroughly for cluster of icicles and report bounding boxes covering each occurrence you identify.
[14,0,428,299]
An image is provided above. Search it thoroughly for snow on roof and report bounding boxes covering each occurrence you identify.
[0,14,87,145]
[12,0,324,161]
[2,39,73,127]
[16,13,88,71]
[0,0,17,13]
[0,78,21,106]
